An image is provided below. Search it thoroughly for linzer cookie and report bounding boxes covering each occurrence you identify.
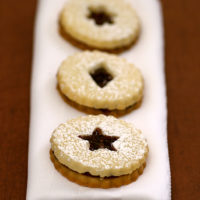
[50,115,148,187]
[57,51,144,110]
[59,0,140,50]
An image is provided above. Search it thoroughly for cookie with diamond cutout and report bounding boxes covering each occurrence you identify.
[57,51,144,111]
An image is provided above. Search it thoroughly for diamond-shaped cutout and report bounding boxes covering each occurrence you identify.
[87,8,114,26]
[90,66,113,88]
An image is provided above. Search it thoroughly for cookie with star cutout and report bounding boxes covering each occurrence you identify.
[50,115,148,187]
[59,0,140,50]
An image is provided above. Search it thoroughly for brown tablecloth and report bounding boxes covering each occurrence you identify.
[0,0,199,199]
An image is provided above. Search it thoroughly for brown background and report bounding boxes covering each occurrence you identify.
[0,0,200,199]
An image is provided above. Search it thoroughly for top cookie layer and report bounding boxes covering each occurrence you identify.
[60,0,140,49]
[50,115,148,177]
[57,51,144,110]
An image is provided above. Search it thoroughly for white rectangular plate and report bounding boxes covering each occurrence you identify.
[27,0,171,199]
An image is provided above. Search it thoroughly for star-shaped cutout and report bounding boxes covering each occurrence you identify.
[78,127,119,151]
[87,10,114,26]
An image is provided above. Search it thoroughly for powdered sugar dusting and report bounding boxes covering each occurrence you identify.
[51,115,148,177]
[61,0,140,49]
[58,51,143,110]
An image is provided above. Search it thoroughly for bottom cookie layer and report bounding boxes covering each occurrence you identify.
[59,22,139,54]
[50,150,146,188]
[57,85,142,117]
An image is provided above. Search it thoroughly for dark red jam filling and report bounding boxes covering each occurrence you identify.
[87,10,114,25]
[79,127,119,151]
[90,67,113,88]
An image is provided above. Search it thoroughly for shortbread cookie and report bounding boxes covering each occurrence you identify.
[50,115,148,178]
[60,0,140,50]
[57,51,144,110]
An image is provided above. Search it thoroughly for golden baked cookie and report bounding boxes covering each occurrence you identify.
[50,115,148,178]
[60,0,140,50]
[57,51,144,110]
